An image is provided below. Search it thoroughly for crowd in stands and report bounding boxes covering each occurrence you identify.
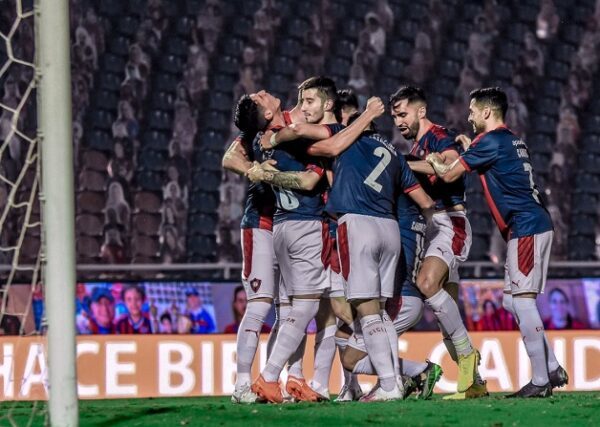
[1,0,600,273]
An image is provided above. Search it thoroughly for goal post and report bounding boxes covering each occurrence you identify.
[36,0,78,425]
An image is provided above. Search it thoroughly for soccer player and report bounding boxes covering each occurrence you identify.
[222,90,306,403]
[426,87,568,398]
[390,86,486,399]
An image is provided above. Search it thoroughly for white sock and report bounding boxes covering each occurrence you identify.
[426,289,473,356]
[263,299,319,382]
[288,335,306,379]
[235,300,271,388]
[513,297,550,386]
[360,314,396,392]
[335,335,355,386]
[401,359,429,377]
[505,293,559,373]
[381,310,400,376]
[267,304,287,358]
[312,324,336,392]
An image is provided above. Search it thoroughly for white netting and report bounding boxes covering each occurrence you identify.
[0,0,47,424]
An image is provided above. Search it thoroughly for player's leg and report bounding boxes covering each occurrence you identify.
[254,220,327,402]
[310,297,337,399]
[419,212,478,393]
[233,228,275,403]
[505,231,565,398]
[341,215,401,401]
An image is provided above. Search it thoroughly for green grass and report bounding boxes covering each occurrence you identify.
[2,393,600,427]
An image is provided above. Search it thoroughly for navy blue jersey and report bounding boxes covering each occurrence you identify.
[409,124,466,209]
[396,218,426,299]
[239,131,276,230]
[327,131,420,219]
[268,124,343,224]
[460,126,553,240]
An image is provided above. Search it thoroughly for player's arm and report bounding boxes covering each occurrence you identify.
[408,148,460,175]
[246,160,322,191]
[259,122,335,151]
[222,135,253,175]
[406,186,436,220]
[426,153,467,183]
[306,97,385,157]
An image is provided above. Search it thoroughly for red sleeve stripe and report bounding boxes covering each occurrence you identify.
[306,164,325,176]
[404,183,421,194]
[459,157,472,172]
[322,124,333,137]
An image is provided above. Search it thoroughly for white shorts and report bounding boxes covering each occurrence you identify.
[504,231,553,296]
[241,228,279,300]
[325,267,345,298]
[273,220,329,297]
[424,211,472,283]
[338,213,401,301]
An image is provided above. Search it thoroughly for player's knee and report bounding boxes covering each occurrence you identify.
[416,273,442,298]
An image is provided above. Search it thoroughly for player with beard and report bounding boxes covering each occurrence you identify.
[427,87,568,398]
[390,86,487,399]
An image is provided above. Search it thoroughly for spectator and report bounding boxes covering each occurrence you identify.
[504,86,529,138]
[473,300,501,331]
[116,284,153,334]
[112,100,139,140]
[467,16,493,76]
[80,287,116,334]
[543,288,588,329]
[363,12,386,56]
[523,31,545,77]
[223,286,272,333]
[159,223,185,263]
[353,31,379,79]
[173,103,198,157]
[0,293,21,336]
[547,203,568,259]
[100,227,127,263]
[217,226,241,262]
[404,49,432,86]
[105,181,131,228]
[233,66,259,105]
[159,312,174,333]
[182,288,216,333]
[536,0,560,40]
[347,63,370,106]
[195,0,223,54]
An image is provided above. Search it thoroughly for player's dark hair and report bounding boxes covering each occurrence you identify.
[389,85,427,107]
[347,111,377,132]
[469,87,508,120]
[160,312,172,323]
[121,284,146,302]
[549,287,569,303]
[234,94,266,134]
[298,76,338,104]
[334,89,359,122]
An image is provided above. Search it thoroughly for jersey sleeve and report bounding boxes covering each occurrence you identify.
[431,134,461,155]
[322,123,345,137]
[398,155,421,193]
[459,135,499,172]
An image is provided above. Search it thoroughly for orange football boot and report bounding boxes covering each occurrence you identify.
[285,376,326,402]
[251,375,283,403]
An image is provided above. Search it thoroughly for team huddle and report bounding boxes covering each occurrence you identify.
[222,77,568,403]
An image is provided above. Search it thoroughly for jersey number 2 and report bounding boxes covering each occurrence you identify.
[364,147,391,193]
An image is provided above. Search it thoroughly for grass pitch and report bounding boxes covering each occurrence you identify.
[2,393,599,426]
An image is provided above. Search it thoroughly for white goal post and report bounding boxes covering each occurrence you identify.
[36,0,78,425]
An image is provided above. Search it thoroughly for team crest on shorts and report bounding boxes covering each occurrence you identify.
[250,278,262,292]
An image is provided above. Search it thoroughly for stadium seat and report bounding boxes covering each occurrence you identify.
[175,16,193,39]
[117,16,139,37]
[562,25,584,46]
[572,193,598,214]
[76,214,104,237]
[151,91,174,112]
[200,130,226,150]
[507,23,528,44]
[540,79,562,100]
[132,213,161,236]
[78,169,107,192]
[568,235,596,260]
[155,74,179,92]
[94,90,119,110]
[272,56,296,77]
[440,60,461,79]
[159,54,184,74]
[382,58,404,78]
[553,43,577,65]
[279,39,302,59]
[208,92,233,113]
[334,39,356,60]
[76,236,102,262]
[134,191,163,214]
[192,171,221,191]
[188,235,217,260]
[98,0,123,17]
[132,234,160,258]
[136,171,164,191]
[164,37,188,59]
[148,110,173,131]
[196,150,223,172]
[98,73,122,92]
[138,149,167,172]
[470,236,489,261]
[584,116,600,134]
[516,5,537,23]
[570,214,597,236]
[188,213,218,235]
[87,130,114,152]
[102,54,127,74]
[108,36,130,57]
[202,111,229,133]
[215,55,240,75]
[81,150,109,172]
[189,191,219,214]
[76,191,106,214]
[453,22,472,43]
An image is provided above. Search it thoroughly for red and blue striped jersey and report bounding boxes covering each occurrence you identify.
[459,126,553,240]
[410,124,466,209]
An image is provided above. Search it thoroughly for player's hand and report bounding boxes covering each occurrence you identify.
[456,134,472,151]
[260,159,278,171]
[246,161,265,183]
[260,130,274,151]
[365,96,385,119]
[426,153,450,175]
